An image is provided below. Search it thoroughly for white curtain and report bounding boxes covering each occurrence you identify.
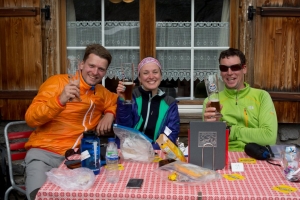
[66,0,230,82]
[156,21,229,81]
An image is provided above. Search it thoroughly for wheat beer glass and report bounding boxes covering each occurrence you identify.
[204,74,223,118]
[67,56,81,102]
[121,63,134,104]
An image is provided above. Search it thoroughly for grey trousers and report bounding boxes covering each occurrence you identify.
[25,148,64,200]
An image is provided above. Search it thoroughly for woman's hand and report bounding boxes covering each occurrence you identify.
[116,81,135,98]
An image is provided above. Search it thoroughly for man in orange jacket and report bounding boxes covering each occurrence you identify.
[24,44,118,200]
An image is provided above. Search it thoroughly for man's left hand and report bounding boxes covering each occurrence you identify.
[96,113,114,135]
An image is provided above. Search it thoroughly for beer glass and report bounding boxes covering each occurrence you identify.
[204,74,223,118]
[67,56,81,102]
[121,63,134,104]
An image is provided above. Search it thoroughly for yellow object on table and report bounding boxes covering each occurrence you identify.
[168,172,177,181]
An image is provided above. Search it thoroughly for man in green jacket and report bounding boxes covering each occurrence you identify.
[203,48,277,151]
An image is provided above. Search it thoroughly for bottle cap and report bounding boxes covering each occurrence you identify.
[83,130,96,137]
[108,137,115,142]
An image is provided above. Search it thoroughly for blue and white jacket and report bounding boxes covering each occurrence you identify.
[116,86,180,149]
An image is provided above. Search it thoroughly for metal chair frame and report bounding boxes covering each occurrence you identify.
[4,121,32,200]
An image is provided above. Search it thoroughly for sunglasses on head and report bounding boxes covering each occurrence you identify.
[219,64,243,72]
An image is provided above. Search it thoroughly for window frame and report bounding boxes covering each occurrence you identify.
[60,0,238,114]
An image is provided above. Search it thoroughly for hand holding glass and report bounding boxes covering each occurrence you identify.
[204,74,223,118]
[67,57,81,102]
[121,63,134,104]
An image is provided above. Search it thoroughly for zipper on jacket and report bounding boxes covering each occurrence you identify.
[244,108,248,127]
[82,99,95,131]
[142,93,152,133]
[235,90,239,105]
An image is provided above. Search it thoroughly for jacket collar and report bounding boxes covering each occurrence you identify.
[139,86,165,98]
[79,72,96,91]
[223,82,250,99]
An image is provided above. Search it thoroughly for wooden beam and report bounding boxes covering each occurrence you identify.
[0,90,37,99]
[59,0,67,74]
[177,99,204,105]
[257,7,300,17]
[268,92,300,102]
[0,7,38,17]
[139,0,156,59]
[229,0,239,48]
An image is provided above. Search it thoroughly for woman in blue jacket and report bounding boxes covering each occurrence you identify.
[115,57,180,149]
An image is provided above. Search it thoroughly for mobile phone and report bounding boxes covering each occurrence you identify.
[126,178,144,189]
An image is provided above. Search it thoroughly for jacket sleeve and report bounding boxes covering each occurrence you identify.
[102,87,118,118]
[25,76,66,128]
[230,91,278,146]
[163,101,180,145]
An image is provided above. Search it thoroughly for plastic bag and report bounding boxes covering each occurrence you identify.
[269,145,289,160]
[46,167,96,190]
[156,134,186,162]
[153,160,222,185]
[113,124,155,162]
[280,146,300,182]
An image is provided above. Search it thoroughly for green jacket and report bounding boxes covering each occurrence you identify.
[203,82,277,151]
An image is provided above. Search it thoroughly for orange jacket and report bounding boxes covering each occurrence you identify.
[25,74,118,155]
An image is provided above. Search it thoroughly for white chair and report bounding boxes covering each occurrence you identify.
[4,121,32,200]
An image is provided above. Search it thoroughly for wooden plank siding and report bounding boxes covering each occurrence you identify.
[0,0,60,120]
[0,0,299,125]
[252,0,300,123]
[0,0,43,120]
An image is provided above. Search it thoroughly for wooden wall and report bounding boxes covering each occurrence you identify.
[0,0,60,120]
[233,0,300,123]
[0,0,300,124]
[252,0,300,122]
[0,0,42,120]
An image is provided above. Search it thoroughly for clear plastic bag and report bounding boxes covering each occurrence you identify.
[280,146,300,182]
[46,167,96,190]
[156,134,186,162]
[113,124,155,163]
[269,145,289,160]
[153,160,222,185]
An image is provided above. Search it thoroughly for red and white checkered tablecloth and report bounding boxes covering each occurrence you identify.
[36,152,300,200]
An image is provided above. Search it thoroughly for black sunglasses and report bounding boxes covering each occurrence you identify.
[219,64,243,72]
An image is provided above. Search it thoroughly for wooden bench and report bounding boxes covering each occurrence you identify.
[178,99,203,137]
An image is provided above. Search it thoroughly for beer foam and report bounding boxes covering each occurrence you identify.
[210,99,219,102]
[123,82,133,85]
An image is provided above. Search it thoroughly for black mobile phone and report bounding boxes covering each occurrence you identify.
[126,178,144,189]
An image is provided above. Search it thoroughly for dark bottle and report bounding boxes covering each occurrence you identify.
[80,130,100,175]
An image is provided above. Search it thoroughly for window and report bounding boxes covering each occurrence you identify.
[66,0,229,112]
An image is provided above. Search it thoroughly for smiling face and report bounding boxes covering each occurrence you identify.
[80,53,108,86]
[138,62,162,94]
[220,55,247,90]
